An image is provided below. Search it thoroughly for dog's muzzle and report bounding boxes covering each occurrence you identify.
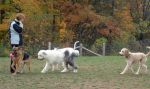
[37,57,44,60]
[119,52,123,56]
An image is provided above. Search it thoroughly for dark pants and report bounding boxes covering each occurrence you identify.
[10,44,19,73]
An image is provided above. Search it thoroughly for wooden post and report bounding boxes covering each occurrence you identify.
[48,42,51,50]
[102,43,106,56]
[82,47,101,56]
[79,43,83,56]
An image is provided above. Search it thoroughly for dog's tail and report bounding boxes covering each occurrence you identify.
[146,46,150,56]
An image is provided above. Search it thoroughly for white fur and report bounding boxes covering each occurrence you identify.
[54,47,79,57]
[38,50,65,73]
[54,47,79,73]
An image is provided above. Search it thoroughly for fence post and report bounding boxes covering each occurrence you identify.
[48,42,51,50]
[80,43,83,56]
[102,43,106,56]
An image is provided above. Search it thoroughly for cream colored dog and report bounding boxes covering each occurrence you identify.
[119,47,150,75]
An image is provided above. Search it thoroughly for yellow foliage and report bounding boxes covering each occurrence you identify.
[59,21,66,29]
[59,20,74,43]
[59,20,67,42]
[0,23,8,31]
[12,0,43,15]
[0,4,11,9]
[59,28,66,40]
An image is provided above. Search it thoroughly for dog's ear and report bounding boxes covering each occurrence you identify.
[42,52,47,55]
[124,49,129,56]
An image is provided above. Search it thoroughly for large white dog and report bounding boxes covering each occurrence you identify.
[38,50,66,73]
[54,47,79,73]
[38,47,79,73]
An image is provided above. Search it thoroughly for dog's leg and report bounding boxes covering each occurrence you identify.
[12,59,20,75]
[61,62,69,73]
[130,66,135,73]
[120,62,131,74]
[41,62,50,73]
[56,64,59,70]
[62,62,65,68]
[15,58,23,74]
[135,62,142,75]
[12,63,19,75]
[141,58,148,73]
[68,60,78,73]
[18,60,25,73]
[61,67,68,73]
[23,61,31,72]
[11,62,16,71]
[20,64,24,73]
[142,64,148,73]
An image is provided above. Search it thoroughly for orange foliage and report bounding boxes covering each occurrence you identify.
[98,28,110,36]
[114,6,135,32]
[97,20,120,38]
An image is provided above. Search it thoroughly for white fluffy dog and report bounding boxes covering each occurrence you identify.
[54,47,79,73]
[38,48,79,73]
[38,50,66,73]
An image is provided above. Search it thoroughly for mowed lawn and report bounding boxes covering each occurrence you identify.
[0,56,150,89]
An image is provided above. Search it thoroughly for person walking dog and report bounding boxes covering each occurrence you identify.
[9,13,25,73]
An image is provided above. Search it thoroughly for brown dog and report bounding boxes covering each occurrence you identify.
[11,47,31,75]
[11,47,23,75]
[20,52,31,73]
[119,48,150,75]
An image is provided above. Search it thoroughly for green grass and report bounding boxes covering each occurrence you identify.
[0,56,150,89]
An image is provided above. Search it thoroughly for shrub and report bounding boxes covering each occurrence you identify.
[91,37,107,54]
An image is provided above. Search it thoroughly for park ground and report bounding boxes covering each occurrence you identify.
[0,56,150,89]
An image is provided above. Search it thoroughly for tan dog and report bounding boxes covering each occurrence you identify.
[11,47,23,75]
[20,52,31,73]
[11,47,31,75]
[119,47,150,75]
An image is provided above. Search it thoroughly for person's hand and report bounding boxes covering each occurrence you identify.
[19,21,23,28]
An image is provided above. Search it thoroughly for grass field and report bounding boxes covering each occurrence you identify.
[0,56,150,89]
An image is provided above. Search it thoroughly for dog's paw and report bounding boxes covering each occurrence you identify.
[73,69,78,73]
[120,72,124,75]
[41,71,46,73]
[61,69,68,73]
[20,71,23,74]
[12,73,17,75]
[135,72,139,75]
